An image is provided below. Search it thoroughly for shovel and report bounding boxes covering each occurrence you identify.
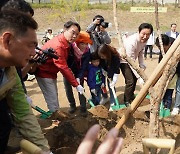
[110,85,126,110]
[108,78,126,110]
[159,102,171,118]
[82,92,109,119]
[28,102,52,119]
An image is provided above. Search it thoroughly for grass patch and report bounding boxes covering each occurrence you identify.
[31,2,180,12]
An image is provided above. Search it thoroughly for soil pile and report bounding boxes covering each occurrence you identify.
[39,104,180,154]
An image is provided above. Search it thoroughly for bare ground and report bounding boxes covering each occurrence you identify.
[8,8,180,154]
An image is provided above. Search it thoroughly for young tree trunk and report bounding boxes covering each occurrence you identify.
[162,0,164,6]
[149,46,180,138]
[112,0,148,81]
[115,36,180,130]
[154,0,165,55]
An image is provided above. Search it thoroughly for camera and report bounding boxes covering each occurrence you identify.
[29,47,59,64]
[100,22,109,28]
[97,18,109,28]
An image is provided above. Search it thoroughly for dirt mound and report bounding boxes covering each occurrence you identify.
[39,108,180,154]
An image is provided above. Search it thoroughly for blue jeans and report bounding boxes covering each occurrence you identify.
[63,77,86,109]
[91,85,108,106]
[163,89,174,109]
[91,86,102,106]
[174,77,180,108]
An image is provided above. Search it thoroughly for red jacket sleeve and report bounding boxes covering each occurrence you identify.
[53,45,79,87]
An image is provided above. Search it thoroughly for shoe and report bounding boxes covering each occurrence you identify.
[163,101,168,109]
[109,103,115,111]
[5,146,20,154]
[171,107,179,116]
[49,110,69,120]
[124,102,130,107]
[100,97,109,105]
[68,105,77,114]
[80,108,87,117]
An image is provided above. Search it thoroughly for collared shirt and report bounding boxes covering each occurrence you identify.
[120,33,146,69]
[170,31,177,39]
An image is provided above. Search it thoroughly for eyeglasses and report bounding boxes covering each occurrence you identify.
[67,29,79,37]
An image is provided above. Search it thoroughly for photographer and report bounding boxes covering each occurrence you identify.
[87,15,111,53]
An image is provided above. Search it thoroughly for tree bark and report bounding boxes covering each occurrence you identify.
[115,35,180,130]
[149,46,180,139]
[112,0,148,81]
[154,1,165,56]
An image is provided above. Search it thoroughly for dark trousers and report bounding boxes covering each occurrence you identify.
[0,98,12,154]
[120,63,137,103]
[63,77,86,109]
[144,45,153,58]
[163,89,174,109]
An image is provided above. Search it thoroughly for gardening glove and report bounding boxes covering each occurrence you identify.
[76,85,84,95]
[138,77,145,85]
[76,78,80,84]
[101,83,105,88]
[91,89,97,96]
[110,74,118,88]
[25,94,33,105]
[102,69,107,77]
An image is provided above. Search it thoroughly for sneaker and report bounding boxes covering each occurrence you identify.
[171,107,179,116]
[124,102,130,107]
[100,97,109,105]
[109,103,115,111]
[68,106,77,114]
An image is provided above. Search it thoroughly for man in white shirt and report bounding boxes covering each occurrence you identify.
[165,23,179,39]
[120,23,153,106]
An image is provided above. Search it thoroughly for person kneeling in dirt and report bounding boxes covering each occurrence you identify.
[63,31,92,116]
[35,21,85,118]
[0,9,51,154]
[87,52,108,106]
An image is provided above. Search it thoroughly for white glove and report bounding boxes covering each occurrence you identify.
[25,94,32,105]
[76,85,84,94]
[110,74,118,88]
[101,83,105,88]
[102,69,107,77]
[138,77,145,85]
[76,78,80,84]
[91,89,96,96]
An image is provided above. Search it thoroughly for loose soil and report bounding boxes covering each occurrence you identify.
[8,8,180,154]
